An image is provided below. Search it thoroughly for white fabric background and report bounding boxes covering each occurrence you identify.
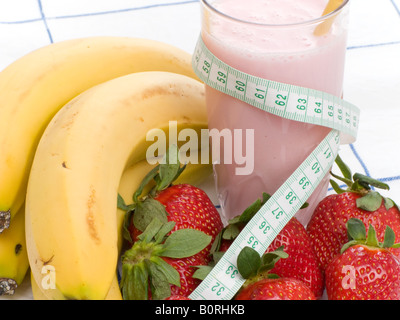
[1,0,400,300]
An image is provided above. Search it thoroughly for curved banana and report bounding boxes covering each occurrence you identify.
[25,71,208,300]
[31,160,212,300]
[31,272,122,300]
[0,206,29,295]
[0,36,199,233]
[30,272,47,300]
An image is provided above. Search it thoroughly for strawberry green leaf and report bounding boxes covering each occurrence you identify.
[329,179,346,194]
[238,198,263,223]
[121,262,149,300]
[346,218,366,241]
[335,154,353,181]
[240,193,271,223]
[353,173,390,191]
[151,256,181,287]
[261,246,288,270]
[212,251,225,264]
[222,224,241,240]
[119,194,137,243]
[210,230,223,254]
[146,260,172,300]
[383,225,396,248]
[122,210,134,243]
[154,221,176,244]
[192,265,213,281]
[157,144,181,191]
[137,218,164,243]
[300,202,309,209]
[133,197,168,232]
[237,246,261,279]
[356,191,383,212]
[228,193,271,227]
[161,229,212,258]
[330,172,353,189]
[384,197,398,211]
[132,165,160,203]
[366,224,379,247]
[117,193,135,212]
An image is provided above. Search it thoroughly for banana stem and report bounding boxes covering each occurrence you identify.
[0,210,11,234]
[0,278,17,295]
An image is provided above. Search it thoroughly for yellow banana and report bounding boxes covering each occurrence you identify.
[0,36,199,233]
[31,272,122,300]
[30,272,47,300]
[32,160,212,300]
[0,205,29,296]
[26,71,208,300]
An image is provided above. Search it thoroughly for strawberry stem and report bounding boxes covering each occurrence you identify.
[237,246,288,281]
[330,155,397,212]
[331,155,390,194]
[119,145,188,243]
[341,218,400,253]
[120,217,212,300]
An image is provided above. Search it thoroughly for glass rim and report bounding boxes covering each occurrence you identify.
[200,0,350,28]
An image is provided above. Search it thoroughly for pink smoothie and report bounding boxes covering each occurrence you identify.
[201,0,349,225]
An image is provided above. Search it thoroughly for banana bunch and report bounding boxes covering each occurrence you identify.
[0,36,212,299]
[0,206,29,295]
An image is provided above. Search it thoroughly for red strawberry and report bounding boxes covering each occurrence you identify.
[212,194,323,298]
[163,255,204,297]
[145,183,223,261]
[235,277,316,300]
[307,155,400,272]
[120,223,212,300]
[325,218,400,300]
[128,183,223,262]
[266,217,324,298]
[118,146,223,300]
[165,295,191,300]
[233,247,316,300]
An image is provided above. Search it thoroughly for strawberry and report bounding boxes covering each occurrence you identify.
[325,218,400,300]
[233,247,316,300]
[306,155,400,272]
[165,295,191,300]
[266,217,324,298]
[142,183,223,260]
[118,146,223,300]
[162,255,205,297]
[235,277,316,300]
[209,194,324,298]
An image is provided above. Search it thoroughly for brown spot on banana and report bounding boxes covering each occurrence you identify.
[87,186,100,245]
[42,255,54,265]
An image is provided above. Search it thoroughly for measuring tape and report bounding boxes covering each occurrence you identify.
[188,36,360,300]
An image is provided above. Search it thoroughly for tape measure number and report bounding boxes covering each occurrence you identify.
[192,37,359,144]
[189,129,340,300]
[189,36,359,300]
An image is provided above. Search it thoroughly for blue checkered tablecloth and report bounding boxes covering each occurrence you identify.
[1,0,400,300]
